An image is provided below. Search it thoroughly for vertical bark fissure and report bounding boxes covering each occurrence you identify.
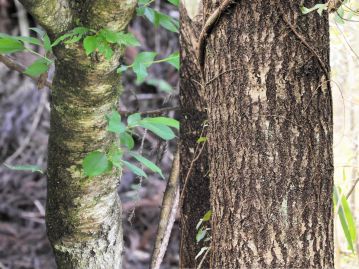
[202,0,333,268]
[180,2,211,268]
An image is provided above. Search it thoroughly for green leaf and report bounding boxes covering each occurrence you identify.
[122,160,147,178]
[4,163,43,174]
[196,228,207,243]
[334,186,355,252]
[196,219,203,230]
[127,113,142,126]
[108,147,123,168]
[197,137,207,143]
[140,116,179,129]
[130,152,164,179]
[14,36,42,46]
[83,151,111,177]
[132,51,157,81]
[120,132,135,150]
[51,26,89,47]
[29,27,45,37]
[83,35,97,55]
[43,34,52,52]
[195,247,209,260]
[164,51,179,70]
[158,12,179,33]
[202,210,212,221]
[341,190,357,244]
[135,51,157,66]
[0,37,25,54]
[97,38,113,60]
[136,6,146,16]
[143,7,157,24]
[71,27,90,35]
[24,58,51,77]
[300,4,328,15]
[133,62,148,83]
[167,0,179,6]
[99,29,119,43]
[147,78,172,93]
[64,34,82,44]
[140,8,179,32]
[138,0,151,6]
[107,110,126,134]
[116,32,140,47]
[51,33,71,47]
[138,122,176,140]
[335,7,345,24]
[117,65,128,73]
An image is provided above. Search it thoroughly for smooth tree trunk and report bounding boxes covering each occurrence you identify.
[179,1,211,268]
[181,0,334,268]
[19,0,137,268]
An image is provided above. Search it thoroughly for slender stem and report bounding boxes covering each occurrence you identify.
[143,0,155,7]
[152,55,177,64]
[25,47,52,62]
[126,54,178,68]
[0,54,52,88]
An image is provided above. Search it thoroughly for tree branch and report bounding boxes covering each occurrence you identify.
[198,0,238,72]
[279,6,330,80]
[82,0,137,32]
[119,106,179,117]
[328,0,343,13]
[0,55,52,89]
[150,148,180,269]
[18,0,73,35]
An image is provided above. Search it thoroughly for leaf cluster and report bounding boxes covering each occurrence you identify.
[195,210,212,260]
[82,111,179,178]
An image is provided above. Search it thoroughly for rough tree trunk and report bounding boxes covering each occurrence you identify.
[19,0,137,268]
[179,1,211,268]
[197,0,333,267]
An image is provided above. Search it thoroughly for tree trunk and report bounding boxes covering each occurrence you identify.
[199,0,333,267]
[179,2,211,268]
[19,0,137,268]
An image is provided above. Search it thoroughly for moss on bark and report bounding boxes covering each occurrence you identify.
[19,0,137,268]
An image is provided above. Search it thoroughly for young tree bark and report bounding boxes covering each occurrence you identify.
[19,0,137,268]
[181,0,334,267]
[179,2,211,268]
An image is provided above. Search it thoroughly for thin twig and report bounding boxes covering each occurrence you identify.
[197,247,211,269]
[280,12,330,80]
[128,129,148,224]
[119,106,179,117]
[206,68,241,85]
[0,55,52,88]
[198,0,238,72]
[179,127,207,209]
[335,22,359,61]
[346,178,359,200]
[150,148,180,269]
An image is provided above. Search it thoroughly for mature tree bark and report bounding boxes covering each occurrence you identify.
[179,1,211,268]
[181,0,334,268]
[19,0,137,268]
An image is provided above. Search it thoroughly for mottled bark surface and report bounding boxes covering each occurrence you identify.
[47,44,124,269]
[179,3,211,268]
[19,0,137,268]
[201,0,333,268]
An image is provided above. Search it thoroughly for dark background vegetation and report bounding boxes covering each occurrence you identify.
[0,1,179,268]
